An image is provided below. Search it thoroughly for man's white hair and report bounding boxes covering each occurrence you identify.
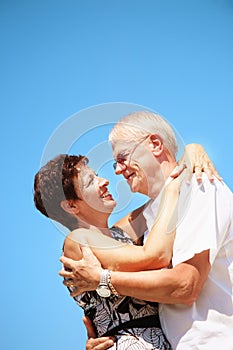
[109,111,178,156]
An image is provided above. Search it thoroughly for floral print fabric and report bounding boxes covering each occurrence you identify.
[72,227,171,349]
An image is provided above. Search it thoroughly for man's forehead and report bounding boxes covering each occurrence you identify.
[112,141,134,156]
[112,138,148,159]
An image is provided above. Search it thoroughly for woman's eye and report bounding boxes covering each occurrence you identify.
[87,176,94,186]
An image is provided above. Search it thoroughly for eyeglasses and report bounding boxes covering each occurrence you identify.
[113,135,149,170]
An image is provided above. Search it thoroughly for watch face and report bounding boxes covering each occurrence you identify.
[96,285,111,298]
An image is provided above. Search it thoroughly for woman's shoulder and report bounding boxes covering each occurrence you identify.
[67,227,92,240]
[63,228,89,260]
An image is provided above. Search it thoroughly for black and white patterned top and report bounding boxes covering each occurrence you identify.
[71,227,172,349]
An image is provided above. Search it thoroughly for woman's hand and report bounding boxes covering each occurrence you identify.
[84,316,115,350]
[171,143,222,183]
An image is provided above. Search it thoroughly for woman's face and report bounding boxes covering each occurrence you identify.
[74,165,117,214]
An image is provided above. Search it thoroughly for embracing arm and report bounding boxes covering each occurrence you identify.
[109,250,210,304]
[61,248,210,305]
[64,179,179,272]
[116,143,221,239]
[173,143,222,183]
[63,144,220,273]
[113,202,147,244]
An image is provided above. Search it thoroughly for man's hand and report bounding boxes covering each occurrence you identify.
[83,316,115,350]
[59,244,103,297]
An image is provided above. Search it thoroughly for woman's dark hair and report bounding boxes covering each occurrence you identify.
[34,154,86,230]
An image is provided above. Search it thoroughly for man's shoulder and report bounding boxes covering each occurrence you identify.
[181,173,231,194]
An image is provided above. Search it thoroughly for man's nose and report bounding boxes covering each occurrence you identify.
[114,162,125,175]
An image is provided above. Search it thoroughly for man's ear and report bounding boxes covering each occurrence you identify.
[148,134,164,156]
[60,200,79,215]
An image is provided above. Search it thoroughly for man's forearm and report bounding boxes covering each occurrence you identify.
[110,264,197,305]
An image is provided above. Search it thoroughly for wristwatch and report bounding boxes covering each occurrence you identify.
[96,269,111,297]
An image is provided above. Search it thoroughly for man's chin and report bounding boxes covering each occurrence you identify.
[129,182,148,196]
[128,182,139,193]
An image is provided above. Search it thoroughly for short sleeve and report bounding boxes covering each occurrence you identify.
[172,175,219,266]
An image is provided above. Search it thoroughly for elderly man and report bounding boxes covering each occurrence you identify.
[60,111,233,349]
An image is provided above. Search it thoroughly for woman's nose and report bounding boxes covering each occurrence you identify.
[99,177,109,186]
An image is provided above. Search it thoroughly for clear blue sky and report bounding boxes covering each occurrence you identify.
[1,1,232,349]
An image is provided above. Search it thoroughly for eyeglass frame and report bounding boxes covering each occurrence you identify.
[112,134,150,171]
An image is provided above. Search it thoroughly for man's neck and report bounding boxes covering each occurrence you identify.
[148,162,178,200]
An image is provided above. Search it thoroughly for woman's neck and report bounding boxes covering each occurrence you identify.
[77,215,112,237]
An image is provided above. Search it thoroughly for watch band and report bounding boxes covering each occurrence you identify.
[96,270,111,298]
[99,269,108,285]
[107,270,120,296]
[96,270,120,298]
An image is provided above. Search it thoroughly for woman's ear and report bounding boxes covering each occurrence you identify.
[60,200,79,215]
[148,134,164,156]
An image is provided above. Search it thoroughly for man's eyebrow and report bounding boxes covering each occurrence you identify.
[116,150,129,159]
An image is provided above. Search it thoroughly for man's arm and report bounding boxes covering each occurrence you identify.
[109,250,210,304]
[83,250,210,350]
[60,247,210,304]
[113,202,147,243]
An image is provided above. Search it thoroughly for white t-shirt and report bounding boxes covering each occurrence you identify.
[143,174,233,349]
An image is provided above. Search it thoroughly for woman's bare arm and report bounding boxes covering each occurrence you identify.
[113,203,147,244]
[173,143,222,183]
[114,143,220,238]
[63,178,179,272]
